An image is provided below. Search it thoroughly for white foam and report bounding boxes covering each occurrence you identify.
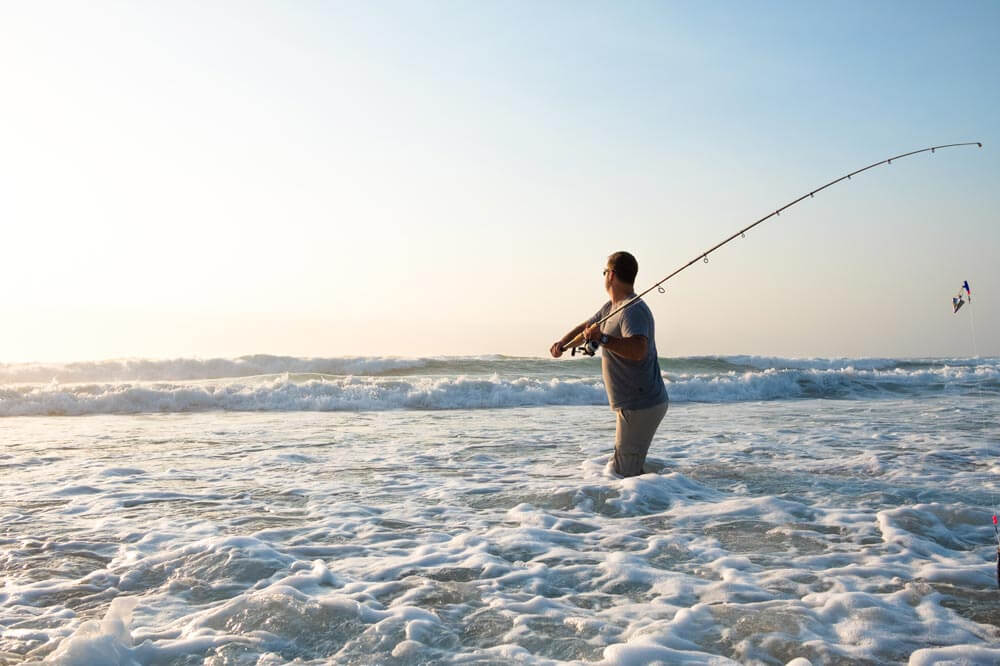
[43,597,137,665]
[2,394,998,664]
[0,375,609,415]
[41,594,258,666]
[0,354,433,383]
[909,645,1000,665]
[727,355,903,371]
[2,360,997,415]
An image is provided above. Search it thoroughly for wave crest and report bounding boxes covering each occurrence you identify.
[0,361,996,415]
[0,355,433,384]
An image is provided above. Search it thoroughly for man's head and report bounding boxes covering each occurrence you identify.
[605,251,638,286]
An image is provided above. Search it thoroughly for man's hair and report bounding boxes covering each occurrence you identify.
[607,251,638,285]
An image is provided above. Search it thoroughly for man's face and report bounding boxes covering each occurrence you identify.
[603,265,614,292]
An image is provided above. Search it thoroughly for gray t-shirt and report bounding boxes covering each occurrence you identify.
[588,297,668,410]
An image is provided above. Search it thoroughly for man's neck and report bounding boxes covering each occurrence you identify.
[609,285,636,305]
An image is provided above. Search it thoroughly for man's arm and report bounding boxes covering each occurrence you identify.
[550,322,590,358]
[602,334,648,361]
[583,323,648,361]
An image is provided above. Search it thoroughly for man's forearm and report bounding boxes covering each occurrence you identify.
[602,335,648,361]
[559,322,588,349]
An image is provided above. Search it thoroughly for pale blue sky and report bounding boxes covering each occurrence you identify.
[1,1,997,361]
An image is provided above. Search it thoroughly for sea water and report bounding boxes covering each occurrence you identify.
[1,356,999,665]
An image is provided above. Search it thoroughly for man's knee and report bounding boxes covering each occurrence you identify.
[614,451,646,477]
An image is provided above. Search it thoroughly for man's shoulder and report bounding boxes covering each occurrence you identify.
[620,298,654,337]
[625,297,653,318]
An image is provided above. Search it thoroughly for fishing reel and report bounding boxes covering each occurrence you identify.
[571,340,600,357]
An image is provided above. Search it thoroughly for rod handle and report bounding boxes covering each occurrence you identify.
[561,332,586,352]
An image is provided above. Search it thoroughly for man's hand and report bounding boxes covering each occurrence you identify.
[583,323,602,342]
[551,321,590,358]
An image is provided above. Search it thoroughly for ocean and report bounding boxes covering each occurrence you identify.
[1,355,999,665]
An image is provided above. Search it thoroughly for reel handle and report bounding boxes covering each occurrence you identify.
[563,332,599,357]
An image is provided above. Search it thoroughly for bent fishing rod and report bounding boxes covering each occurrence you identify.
[563,141,983,356]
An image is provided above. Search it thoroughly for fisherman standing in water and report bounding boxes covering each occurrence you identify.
[550,251,669,477]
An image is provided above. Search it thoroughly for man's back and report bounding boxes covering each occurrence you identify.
[590,297,668,410]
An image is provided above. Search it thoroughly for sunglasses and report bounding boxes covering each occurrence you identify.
[603,268,614,276]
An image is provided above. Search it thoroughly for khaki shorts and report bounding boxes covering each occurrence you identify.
[614,400,668,477]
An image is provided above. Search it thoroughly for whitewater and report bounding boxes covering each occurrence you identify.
[2,355,999,664]
[2,355,998,416]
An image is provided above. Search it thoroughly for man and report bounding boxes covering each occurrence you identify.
[550,251,668,477]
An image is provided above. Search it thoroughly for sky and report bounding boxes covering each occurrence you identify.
[1,1,998,362]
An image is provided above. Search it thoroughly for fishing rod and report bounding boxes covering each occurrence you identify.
[563,141,983,356]
[955,280,1000,587]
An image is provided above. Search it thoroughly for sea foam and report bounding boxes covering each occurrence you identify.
[3,396,997,664]
[0,358,997,415]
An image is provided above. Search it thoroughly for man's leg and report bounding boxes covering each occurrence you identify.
[613,401,669,477]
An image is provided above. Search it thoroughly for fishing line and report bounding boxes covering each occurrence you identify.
[563,142,983,355]
[965,292,1000,587]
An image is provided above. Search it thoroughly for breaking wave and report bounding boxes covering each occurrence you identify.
[0,355,435,384]
[1,356,997,415]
